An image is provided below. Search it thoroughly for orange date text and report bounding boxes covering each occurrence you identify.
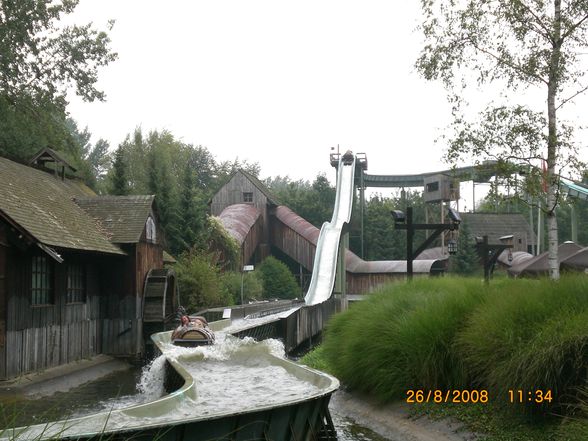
[406,389,489,404]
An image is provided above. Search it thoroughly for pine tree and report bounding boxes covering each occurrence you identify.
[111,147,129,196]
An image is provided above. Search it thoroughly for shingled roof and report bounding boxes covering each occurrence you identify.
[460,212,536,246]
[74,195,156,243]
[0,157,124,255]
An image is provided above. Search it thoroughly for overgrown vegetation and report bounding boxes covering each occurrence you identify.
[257,256,300,299]
[301,276,588,439]
[174,251,232,311]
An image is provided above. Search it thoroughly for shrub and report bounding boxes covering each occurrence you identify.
[174,251,231,311]
[257,256,300,299]
[221,270,263,304]
[322,277,485,402]
[456,276,588,414]
[321,275,588,418]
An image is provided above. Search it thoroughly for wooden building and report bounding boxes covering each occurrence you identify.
[0,150,170,380]
[210,169,279,261]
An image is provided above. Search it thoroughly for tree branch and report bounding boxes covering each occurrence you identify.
[468,39,549,85]
[513,2,554,43]
[556,83,588,109]
[561,12,588,42]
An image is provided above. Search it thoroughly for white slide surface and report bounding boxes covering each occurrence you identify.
[304,156,355,305]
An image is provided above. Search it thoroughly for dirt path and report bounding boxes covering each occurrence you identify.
[329,389,481,441]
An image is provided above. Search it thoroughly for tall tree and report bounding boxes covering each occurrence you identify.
[417,0,588,279]
[111,146,129,196]
[0,0,116,161]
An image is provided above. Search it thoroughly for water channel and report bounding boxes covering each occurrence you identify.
[0,323,389,441]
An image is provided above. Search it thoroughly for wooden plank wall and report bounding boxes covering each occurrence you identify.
[135,241,163,299]
[1,246,141,380]
[210,172,270,242]
[346,272,407,295]
[280,298,335,353]
[241,215,264,265]
[0,224,7,379]
[270,216,316,272]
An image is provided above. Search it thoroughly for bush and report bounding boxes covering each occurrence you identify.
[174,251,231,311]
[321,275,588,417]
[258,256,300,299]
[221,270,263,304]
[322,277,485,402]
[456,276,588,414]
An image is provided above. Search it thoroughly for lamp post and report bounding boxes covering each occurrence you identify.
[392,206,461,280]
[241,265,254,305]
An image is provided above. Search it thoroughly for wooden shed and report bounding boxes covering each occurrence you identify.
[0,152,169,380]
[210,169,279,260]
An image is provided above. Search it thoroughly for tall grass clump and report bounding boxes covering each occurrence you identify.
[456,275,588,414]
[322,277,486,402]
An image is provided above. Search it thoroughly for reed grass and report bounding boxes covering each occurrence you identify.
[321,275,588,417]
[323,277,486,402]
[456,276,588,413]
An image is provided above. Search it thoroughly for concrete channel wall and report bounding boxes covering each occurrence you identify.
[1,319,340,441]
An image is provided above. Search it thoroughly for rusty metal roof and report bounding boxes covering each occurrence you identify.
[275,206,320,244]
[508,242,584,276]
[561,246,588,271]
[218,204,261,244]
[276,205,443,274]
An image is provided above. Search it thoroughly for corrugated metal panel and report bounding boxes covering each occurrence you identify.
[218,204,261,244]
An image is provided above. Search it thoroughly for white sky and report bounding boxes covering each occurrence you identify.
[66,1,587,211]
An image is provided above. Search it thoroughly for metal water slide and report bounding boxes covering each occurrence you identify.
[304,155,356,306]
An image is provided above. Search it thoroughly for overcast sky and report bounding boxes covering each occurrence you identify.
[65,1,588,210]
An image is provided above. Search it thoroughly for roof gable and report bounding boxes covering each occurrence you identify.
[461,212,536,245]
[0,157,124,255]
[74,195,156,243]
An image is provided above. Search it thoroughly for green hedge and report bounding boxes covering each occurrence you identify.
[321,276,588,416]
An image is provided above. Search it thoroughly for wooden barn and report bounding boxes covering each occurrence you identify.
[0,150,174,380]
[210,169,279,262]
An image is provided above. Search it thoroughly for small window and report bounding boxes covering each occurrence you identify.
[243,192,253,203]
[31,256,53,305]
[426,182,439,193]
[146,216,157,243]
[66,263,86,304]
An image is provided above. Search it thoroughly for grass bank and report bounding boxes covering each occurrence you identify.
[301,276,588,440]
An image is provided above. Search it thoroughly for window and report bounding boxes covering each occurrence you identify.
[31,256,53,305]
[426,182,439,193]
[243,192,253,203]
[146,216,157,243]
[66,263,86,304]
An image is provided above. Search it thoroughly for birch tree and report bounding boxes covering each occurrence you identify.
[416,0,588,279]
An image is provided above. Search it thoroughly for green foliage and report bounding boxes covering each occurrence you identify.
[456,276,588,414]
[321,276,588,418]
[174,251,231,311]
[221,271,263,304]
[104,127,261,255]
[258,256,300,299]
[266,173,335,228]
[449,222,479,275]
[299,345,333,374]
[416,1,588,279]
[111,147,129,196]
[323,277,485,402]
[0,0,116,167]
[364,191,427,260]
[206,217,240,271]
